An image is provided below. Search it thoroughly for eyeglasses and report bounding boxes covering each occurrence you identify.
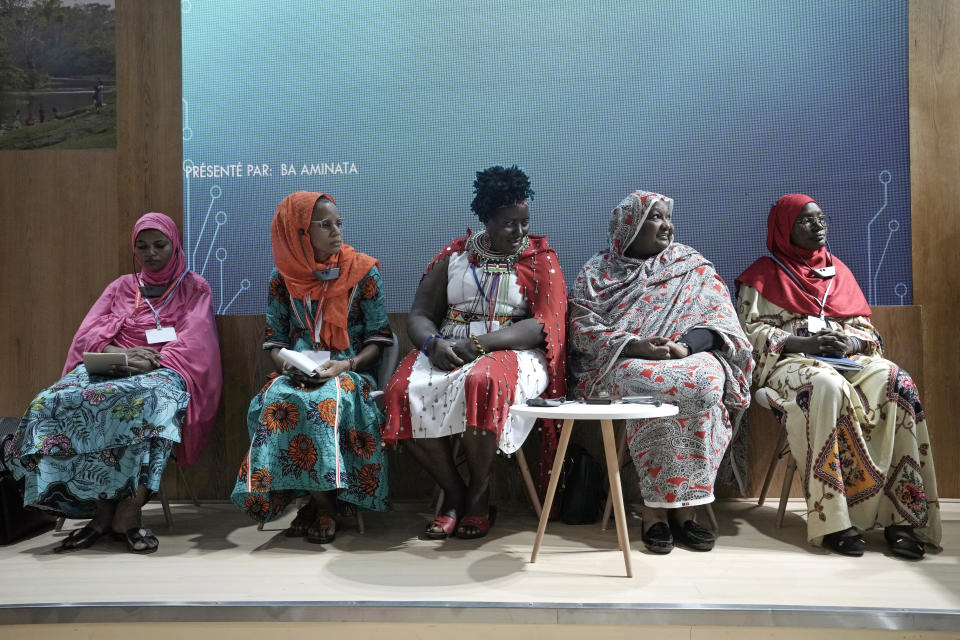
[310,219,343,232]
[794,215,828,229]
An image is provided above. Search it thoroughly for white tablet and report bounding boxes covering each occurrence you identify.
[83,352,128,375]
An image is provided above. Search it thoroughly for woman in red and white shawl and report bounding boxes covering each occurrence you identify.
[569,190,752,554]
[384,165,566,540]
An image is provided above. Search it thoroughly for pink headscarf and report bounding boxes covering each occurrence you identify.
[133,212,187,286]
[64,212,222,467]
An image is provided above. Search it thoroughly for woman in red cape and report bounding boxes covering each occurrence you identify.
[383,165,566,540]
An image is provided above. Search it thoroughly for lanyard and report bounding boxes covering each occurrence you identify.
[300,282,335,344]
[470,264,503,331]
[770,255,832,318]
[133,270,188,328]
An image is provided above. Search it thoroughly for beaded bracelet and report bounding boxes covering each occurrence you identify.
[471,333,486,357]
[422,333,442,355]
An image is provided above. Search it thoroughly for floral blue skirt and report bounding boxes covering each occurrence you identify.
[231,371,389,522]
[1,365,188,518]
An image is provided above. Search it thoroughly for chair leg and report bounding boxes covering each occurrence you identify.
[515,448,542,519]
[55,516,65,532]
[601,422,628,531]
[356,510,365,535]
[758,430,789,507]
[257,520,264,531]
[776,455,797,528]
[175,463,201,508]
[158,483,174,529]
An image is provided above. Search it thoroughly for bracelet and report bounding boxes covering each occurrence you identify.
[848,337,862,355]
[422,333,442,355]
[348,357,356,371]
[471,333,486,357]
[677,340,692,357]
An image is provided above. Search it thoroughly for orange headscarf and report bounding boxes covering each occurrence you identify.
[270,191,378,350]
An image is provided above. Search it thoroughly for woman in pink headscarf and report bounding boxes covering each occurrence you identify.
[2,213,221,554]
[736,194,941,559]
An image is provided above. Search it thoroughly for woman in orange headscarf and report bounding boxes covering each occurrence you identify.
[736,194,940,559]
[231,192,393,544]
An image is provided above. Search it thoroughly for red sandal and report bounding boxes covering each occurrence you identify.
[424,514,458,540]
[456,507,497,540]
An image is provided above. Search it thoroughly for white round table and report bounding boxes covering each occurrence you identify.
[511,401,679,578]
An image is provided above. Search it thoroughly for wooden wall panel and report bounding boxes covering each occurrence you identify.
[910,0,960,499]
[0,151,119,413]
[116,0,184,244]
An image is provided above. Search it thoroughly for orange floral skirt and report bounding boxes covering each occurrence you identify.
[231,371,389,522]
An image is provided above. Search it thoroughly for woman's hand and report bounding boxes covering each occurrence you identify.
[312,358,351,383]
[787,331,849,357]
[625,336,674,360]
[666,340,692,359]
[428,337,465,371]
[283,366,323,388]
[108,346,161,377]
[450,337,481,363]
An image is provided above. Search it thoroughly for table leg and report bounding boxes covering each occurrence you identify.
[530,418,575,564]
[601,422,628,531]
[515,448,543,519]
[601,418,633,578]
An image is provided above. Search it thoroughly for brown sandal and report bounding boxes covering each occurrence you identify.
[306,513,336,544]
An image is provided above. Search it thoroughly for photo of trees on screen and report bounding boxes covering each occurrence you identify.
[0,0,115,150]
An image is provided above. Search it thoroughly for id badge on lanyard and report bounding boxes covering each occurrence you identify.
[807,278,834,333]
[136,271,187,344]
[806,315,827,334]
[469,320,500,336]
[146,326,177,344]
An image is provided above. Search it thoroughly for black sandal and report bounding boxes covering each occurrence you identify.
[641,521,674,554]
[122,527,159,554]
[885,525,925,560]
[823,527,865,557]
[54,524,104,554]
[672,519,716,551]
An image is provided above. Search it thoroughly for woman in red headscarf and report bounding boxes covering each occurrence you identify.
[2,212,222,554]
[736,194,941,559]
[230,192,392,545]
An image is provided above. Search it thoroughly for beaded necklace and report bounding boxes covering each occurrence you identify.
[464,230,529,329]
[466,230,529,271]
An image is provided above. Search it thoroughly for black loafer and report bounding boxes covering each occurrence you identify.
[823,528,866,557]
[673,519,716,551]
[641,521,674,554]
[885,525,925,560]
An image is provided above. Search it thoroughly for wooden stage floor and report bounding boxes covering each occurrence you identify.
[1,500,958,633]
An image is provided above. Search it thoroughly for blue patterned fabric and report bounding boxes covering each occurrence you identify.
[230,266,392,522]
[2,365,188,518]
